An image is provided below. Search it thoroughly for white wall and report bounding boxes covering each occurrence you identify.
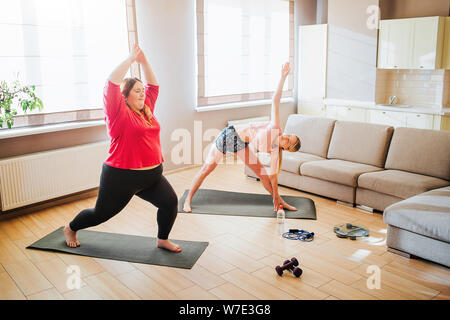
[135,0,297,171]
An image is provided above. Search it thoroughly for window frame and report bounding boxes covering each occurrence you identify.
[196,0,294,109]
[3,0,140,130]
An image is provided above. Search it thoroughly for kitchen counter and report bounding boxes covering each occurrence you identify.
[323,99,449,115]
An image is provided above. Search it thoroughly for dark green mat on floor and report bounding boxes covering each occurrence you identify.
[26,227,208,269]
[178,189,317,220]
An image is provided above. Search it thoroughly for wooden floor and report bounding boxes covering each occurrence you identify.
[1,161,449,300]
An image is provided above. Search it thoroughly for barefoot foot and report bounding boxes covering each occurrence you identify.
[63,225,80,247]
[157,239,182,253]
[183,201,192,213]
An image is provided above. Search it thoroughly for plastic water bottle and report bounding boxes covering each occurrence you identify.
[276,205,286,235]
[277,205,285,224]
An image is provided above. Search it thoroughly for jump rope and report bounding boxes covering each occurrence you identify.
[282,228,314,242]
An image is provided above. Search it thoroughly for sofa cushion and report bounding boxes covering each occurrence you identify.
[385,127,450,181]
[257,151,324,174]
[327,121,394,167]
[358,170,450,199]
[284,115,336,158]
[300,159,383,187]
[383,186,450,243]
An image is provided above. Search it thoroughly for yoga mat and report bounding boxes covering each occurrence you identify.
[27,227,208,269]
[178,189,317,220]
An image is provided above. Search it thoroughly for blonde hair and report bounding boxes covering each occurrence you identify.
[277,148,283,175]
[277,135,300,175]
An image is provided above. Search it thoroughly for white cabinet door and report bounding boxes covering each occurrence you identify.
[325,106,367,122]
[298,102,326,117]
[377,17,444,70]
[378,19,411,69]
[406,113,434,129]
[369,110,406,127]
[410,17,440,69]
[297,24,327,116]
[335,107,367,122]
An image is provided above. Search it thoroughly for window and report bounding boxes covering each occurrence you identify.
[196,0,294,108]
[0,0,138,128]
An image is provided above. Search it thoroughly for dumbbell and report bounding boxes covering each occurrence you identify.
[275,257,302,278]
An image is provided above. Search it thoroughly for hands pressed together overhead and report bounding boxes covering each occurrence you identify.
[129,43,148,64]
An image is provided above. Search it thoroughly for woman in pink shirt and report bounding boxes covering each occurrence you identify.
[63,44,181,252]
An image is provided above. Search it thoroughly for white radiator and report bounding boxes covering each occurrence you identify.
[227,116,269,127]
[0,141,109,211]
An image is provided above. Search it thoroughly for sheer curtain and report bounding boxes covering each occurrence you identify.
[197,0,294,107]
[0,0,129,115]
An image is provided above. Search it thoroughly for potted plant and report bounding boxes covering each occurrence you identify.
[0,79,43,129]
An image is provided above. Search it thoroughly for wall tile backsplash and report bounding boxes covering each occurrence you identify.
[375,69,449,108]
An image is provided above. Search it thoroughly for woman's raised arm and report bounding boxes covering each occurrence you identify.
[136,47,158,86]
[270,62,290,127]
[108,44,141,85]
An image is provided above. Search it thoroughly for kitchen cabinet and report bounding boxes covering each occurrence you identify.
[297,24,327,116]
[377,16,445,70]
[378,19,411,69]
[406,113,434,130]
[368,110,407,127]
[325,106,367,122]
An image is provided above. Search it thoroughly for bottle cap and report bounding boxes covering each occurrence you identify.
[279,205,283,210]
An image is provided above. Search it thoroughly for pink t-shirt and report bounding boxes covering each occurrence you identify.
[103,80,164,169]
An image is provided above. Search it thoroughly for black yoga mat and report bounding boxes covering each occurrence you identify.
[26,227,208,269]
[178,189,316,220]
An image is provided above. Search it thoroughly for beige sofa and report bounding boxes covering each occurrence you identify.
[245,114,450,266]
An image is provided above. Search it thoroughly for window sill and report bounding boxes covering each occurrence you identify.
[195,97,295,112]
[0,120,106,140]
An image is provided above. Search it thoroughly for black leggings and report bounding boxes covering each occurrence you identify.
[69,163,178,240]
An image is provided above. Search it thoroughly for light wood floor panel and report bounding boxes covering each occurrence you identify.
[175,263,228,290]
[27,288,64,300]
[176,285,219,300]
[3,259,53,296]
[62,285,103,300]
[132,263,195,293]
[0,163,448,300]
[318,280,378,300]
[209,282,258,300]
[115,269,167,299]
[83,271,141,300]
[0,271,27,299]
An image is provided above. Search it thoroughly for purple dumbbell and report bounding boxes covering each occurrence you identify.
[276,257,302,278]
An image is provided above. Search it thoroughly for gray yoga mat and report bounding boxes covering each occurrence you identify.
[26,227,208,269]
[179,189,317,220]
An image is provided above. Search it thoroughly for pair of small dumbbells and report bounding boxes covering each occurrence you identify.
[275,257,302,278]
